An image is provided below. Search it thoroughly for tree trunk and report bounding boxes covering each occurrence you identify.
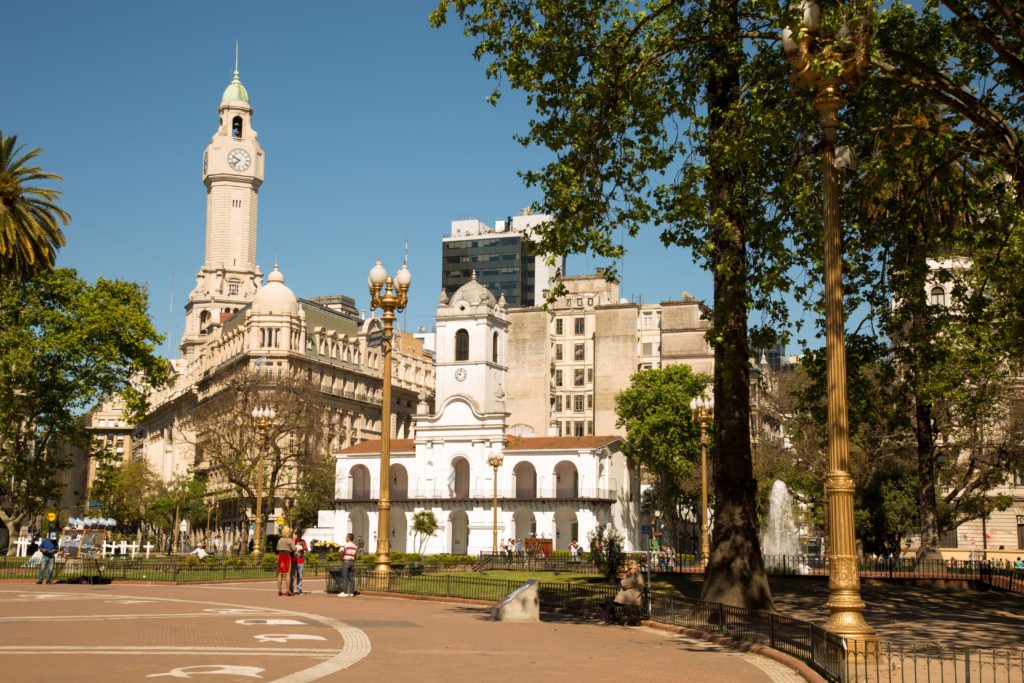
[1,511,25,557]
[914,391,942,560]
[699,0,773,611]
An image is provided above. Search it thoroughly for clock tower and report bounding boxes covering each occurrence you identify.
[182,54,266,360]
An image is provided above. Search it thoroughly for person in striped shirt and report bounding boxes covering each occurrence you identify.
[338,533,359,597]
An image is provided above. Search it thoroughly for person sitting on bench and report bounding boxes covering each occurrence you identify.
[603,559,645,623]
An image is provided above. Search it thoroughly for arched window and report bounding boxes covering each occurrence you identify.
[492,331,499,363]
[930,286,946,307]
[455,329,469,361]
[232,116,243,138]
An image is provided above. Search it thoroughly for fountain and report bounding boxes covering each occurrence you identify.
[761,480,801,557]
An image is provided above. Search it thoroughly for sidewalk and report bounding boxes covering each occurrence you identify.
[0,579,806,682]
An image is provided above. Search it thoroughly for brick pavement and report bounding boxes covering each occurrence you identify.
[0,580,807,682]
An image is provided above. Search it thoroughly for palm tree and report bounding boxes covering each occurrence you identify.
[0,132,70,280]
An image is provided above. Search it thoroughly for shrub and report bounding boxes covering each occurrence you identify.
[587,526,625,582]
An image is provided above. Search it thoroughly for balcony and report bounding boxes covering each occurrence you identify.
[336,486,618,503]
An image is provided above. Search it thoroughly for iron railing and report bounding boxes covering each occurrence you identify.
[339,486,617,501]
[845,640,1024,682]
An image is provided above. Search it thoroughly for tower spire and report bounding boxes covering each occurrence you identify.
[234,40,239,76]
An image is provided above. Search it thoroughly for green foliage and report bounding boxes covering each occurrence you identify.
[291,451,335,530]
[89,457,161,535]
[0,132,70,281]
[616,365,709,541]
[0,268,166,549]
[411,510,440,554]
[586,525,625,583]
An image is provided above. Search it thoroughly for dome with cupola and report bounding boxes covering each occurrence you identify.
[252,265,298,315]
[448,271,497,309]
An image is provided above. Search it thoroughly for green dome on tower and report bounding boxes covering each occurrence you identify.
[221,68,249,104]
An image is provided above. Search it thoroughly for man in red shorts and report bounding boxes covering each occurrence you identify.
[276,526,295,596]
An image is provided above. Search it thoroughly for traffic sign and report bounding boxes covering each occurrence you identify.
[367,329,389,347]
[276,516,286,526]
[46,512,57,522]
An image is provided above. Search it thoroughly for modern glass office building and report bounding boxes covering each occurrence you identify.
[441,214,560,309]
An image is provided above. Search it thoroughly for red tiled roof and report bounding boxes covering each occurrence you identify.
[504,435,620,451]
[335,435,620,456]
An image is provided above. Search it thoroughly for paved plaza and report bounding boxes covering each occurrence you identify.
[0,579,804,683]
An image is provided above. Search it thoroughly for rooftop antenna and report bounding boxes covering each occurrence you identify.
[235,40,239,74]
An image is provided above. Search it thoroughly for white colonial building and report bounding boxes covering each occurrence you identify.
[316,274,641,554]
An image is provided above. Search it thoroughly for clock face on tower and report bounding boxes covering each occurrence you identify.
[454,368,468,382]
[227,148,251,171]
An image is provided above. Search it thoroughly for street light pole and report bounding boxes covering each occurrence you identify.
[368,259,412,574]
[783,1,876,643]
[690,396,712,567]
[250,406,276,557]
[487,452,505,554]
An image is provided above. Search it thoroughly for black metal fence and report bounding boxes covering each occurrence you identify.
[845,639,1024,682]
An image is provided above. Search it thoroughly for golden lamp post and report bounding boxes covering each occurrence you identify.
[487,451,505,553]
[689,395,712,567]
[250,405,276,556]
[368,258,411,574]
[782,1,876,643]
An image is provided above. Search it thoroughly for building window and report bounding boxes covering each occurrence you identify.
[588,298,593,306]
[587,368,593,383]
[574,344,585,361]
[555,319,564,335]
[940,527,958,549]
[564,421,571,435]
[232,116,243,138]
[574,395,584,412]
[576,298,583,307]
[587,394,593,408]
[1018,517,1024,550]
[228,281,240,296]
[455,329,470,361]
[587,421,593,435]
[555,344,563,360]
[574,421,585,436]
[642,342,653,356]
[930,286,946,306]
[643,312,653,329]
[555,395,563,412]
[574,317,585,335]
[492,332,499,363]
[555,370,563,387]
[574,369,585,386]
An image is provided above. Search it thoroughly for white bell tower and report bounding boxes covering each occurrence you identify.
[181,47,266,359]
[432,272,510,416]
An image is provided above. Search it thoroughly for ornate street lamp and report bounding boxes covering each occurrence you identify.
[689,395,713,567]
[782,1,876,643]
[250,405,276,556]
[487,451,505,554]
[368,258,411,573]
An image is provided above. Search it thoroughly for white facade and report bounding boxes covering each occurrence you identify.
[317,275,640,554]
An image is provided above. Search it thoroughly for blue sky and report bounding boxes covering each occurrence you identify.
[4,2,717,358]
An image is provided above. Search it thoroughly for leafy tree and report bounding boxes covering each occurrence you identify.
[615,365,710,548]
[181,370,331,546]
[587,524,626,583]
[411,510,440,555]
[146,472,206,553]
[88,455,161,540]
[0,268,167,553]
[0,132,70,281]
[291,451,336,531]
[431,0,818,611]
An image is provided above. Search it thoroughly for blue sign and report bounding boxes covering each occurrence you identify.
[640,524,652,535]
[88,501,102,510]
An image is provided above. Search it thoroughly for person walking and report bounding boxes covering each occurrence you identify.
[290,530,307,594]
[338,533,359,597]
[37,532,58,584]
[276,527,295,596]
